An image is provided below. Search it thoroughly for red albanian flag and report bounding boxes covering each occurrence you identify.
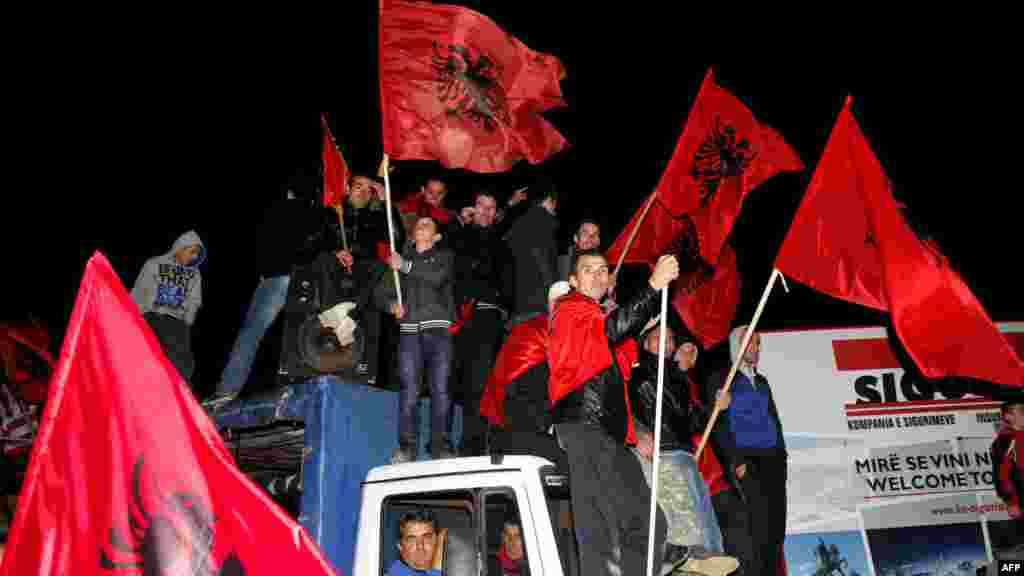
[380,0,568,172]
[0,252,336,576]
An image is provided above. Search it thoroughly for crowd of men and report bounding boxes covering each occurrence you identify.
[118,170,1024,575]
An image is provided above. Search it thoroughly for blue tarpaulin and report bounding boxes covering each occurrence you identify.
[213,377,463,575]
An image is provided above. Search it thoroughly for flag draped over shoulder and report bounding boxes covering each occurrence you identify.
[0,252,336,575]
[775,97,1024,386]
[379,0,568,172]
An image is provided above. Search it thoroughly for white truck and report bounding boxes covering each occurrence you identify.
[352,455,581,576]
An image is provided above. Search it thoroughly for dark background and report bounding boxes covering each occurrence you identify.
[5,7,1020,398]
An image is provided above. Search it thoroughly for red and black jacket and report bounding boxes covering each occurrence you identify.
[991,427,1024,511]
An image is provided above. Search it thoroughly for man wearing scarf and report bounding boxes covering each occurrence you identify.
[546,248,678,576]
[706,326,787,576]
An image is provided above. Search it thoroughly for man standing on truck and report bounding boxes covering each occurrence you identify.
[547,248,677,576]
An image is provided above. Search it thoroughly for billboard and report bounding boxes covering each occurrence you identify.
[759,323,1024,573]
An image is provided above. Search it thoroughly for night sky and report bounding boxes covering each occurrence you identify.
[6,7,1020,398]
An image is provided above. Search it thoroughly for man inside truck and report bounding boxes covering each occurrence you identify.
[388,509,444,576]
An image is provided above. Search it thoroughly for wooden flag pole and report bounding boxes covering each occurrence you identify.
[613,191,659,277]
[379,154,403,311]
[694,268,783,460]
[645,286,670,576]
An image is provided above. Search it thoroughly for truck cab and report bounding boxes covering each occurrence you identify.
[353,455,580,576]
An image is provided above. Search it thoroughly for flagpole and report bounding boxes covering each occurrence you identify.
[380,154,403,311]
[333,204,350,253]
[613,191,659,277]
[646,286,669,576]
[694,268,782,460]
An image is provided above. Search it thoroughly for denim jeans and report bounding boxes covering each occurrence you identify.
[398,329,451,445]
[217,275,291,395]
[636,448,725,552]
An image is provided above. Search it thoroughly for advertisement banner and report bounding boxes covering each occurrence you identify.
[758,323,1024,574]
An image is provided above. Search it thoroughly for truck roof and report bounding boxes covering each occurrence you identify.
[364,455,559,484]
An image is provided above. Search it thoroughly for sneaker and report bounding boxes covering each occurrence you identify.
[391,444,415,464]
[665,546,739,576]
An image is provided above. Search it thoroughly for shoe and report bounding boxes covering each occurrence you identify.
[356,362,370,376]
[664,545,738,576]
[391,444,416,464]
[439,445,457,459]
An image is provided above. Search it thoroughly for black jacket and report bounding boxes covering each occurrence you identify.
[376,244,454,333]
[258,199,343,278]
[552,286,660,443]
[341,200,406,264]
[503,204,558,323]
[451,223,504,307]
[628,350,705,452]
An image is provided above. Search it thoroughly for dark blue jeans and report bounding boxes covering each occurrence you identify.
[398,329,452,445]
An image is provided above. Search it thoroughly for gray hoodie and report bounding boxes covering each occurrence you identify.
[131,231,206,325]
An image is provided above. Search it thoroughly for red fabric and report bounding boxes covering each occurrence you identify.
[605,201,741,350]
[321,113,348,207]
[1,324,53,404]
[605,195,687,268]
[496,546,523,575]
[547,292,636,444]
[375,240,394,265]
[380,0,568,173]
[675,242,740,349]
[0,252,336,576]
[996,429,1024,509]
[653,69,803,265]
[448,300,477,335]
[480,315,548,426]
[775,97,1024,386]
[399,192,453,225]
[687,376,729,496]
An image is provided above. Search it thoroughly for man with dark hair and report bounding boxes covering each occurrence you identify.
[557,218,601,280]
[629,324,737,575]
[547,248,678,576]
[380,217,456,463]
[502,179,559,328]
[991,399,1024,557]
[450,189,506,456]
[494,520,528,575]
[388,509,442,576]
[400,176,457,239]
[337,174,406,385]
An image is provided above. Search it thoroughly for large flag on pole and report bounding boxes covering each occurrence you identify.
[321,113,349,207]
[0,253,337,575]
[379,0,568,172]
[775,97,1024,386]
[653,68,803,266]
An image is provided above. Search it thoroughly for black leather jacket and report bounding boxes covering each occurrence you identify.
[451,223,504,306]
[552,285,660,443]
[341,200,405,263]
[629,351,702,452]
